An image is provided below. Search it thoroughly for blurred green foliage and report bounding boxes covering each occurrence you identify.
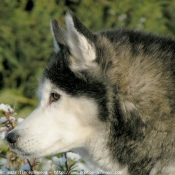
[0,0,175,117]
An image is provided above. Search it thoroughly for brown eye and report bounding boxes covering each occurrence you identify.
[50,92,60,103]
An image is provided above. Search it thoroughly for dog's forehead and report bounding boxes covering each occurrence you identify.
[38,78,65,94]
[37,78,50,100]
[37,78,66,98]
[42,55,106,98]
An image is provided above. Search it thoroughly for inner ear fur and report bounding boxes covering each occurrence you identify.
[65,11,97,71]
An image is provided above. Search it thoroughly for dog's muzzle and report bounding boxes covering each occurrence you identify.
[6,131,19,149]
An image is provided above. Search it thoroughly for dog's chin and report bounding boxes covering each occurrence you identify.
[12,149,42,159]
[11,139,70,159]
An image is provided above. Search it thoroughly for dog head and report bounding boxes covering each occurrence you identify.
[6,12,111,158]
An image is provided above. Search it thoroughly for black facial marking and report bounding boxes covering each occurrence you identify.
[43,48,108,121]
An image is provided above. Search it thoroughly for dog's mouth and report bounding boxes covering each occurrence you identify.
[19,153,32,157]
[13,148,33,157]
[9,138,71,159]
[12,144,54,158]
[8,142,16,149]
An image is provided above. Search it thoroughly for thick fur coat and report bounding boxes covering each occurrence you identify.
[6,12,175,175]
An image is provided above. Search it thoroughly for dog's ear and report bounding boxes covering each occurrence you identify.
[50,19,67,53]
[65,11,97,71]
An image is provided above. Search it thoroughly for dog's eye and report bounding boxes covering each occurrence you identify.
[50,92,60,102]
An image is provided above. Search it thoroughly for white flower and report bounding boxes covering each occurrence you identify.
[0,117,7,123]
[47,160,53,167]
[9,116,15,122]
[52,156,66,165]
[66,152,81,161]
[41,159,53,171]
[0,126,8,139]
[0,116,15,123]
[0,104,14,113]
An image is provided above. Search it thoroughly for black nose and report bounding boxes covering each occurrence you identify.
[6,132,19,145]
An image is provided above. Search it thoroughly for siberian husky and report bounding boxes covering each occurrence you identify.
[6,12,175,175]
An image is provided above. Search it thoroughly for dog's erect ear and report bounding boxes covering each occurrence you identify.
[50,19,67,53]
[66,11,96,71]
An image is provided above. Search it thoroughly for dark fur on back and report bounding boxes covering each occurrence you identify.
[47,13,175,174]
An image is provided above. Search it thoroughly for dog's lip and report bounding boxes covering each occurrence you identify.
[8,142,16,149]
[7,139,38,157]
[18,152,32,157]
[12,139,64,158]
[12,147,32,157]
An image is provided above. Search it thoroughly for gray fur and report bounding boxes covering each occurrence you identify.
[51,12,175,175]
[6,12,175,175]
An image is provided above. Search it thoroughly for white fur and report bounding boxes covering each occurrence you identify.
[66,14,96,71]
[50,21,60,53]
[12,79,98,156]
[9,79,128,173]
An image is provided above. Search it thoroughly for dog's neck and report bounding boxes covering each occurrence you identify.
[73,126,129,174]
